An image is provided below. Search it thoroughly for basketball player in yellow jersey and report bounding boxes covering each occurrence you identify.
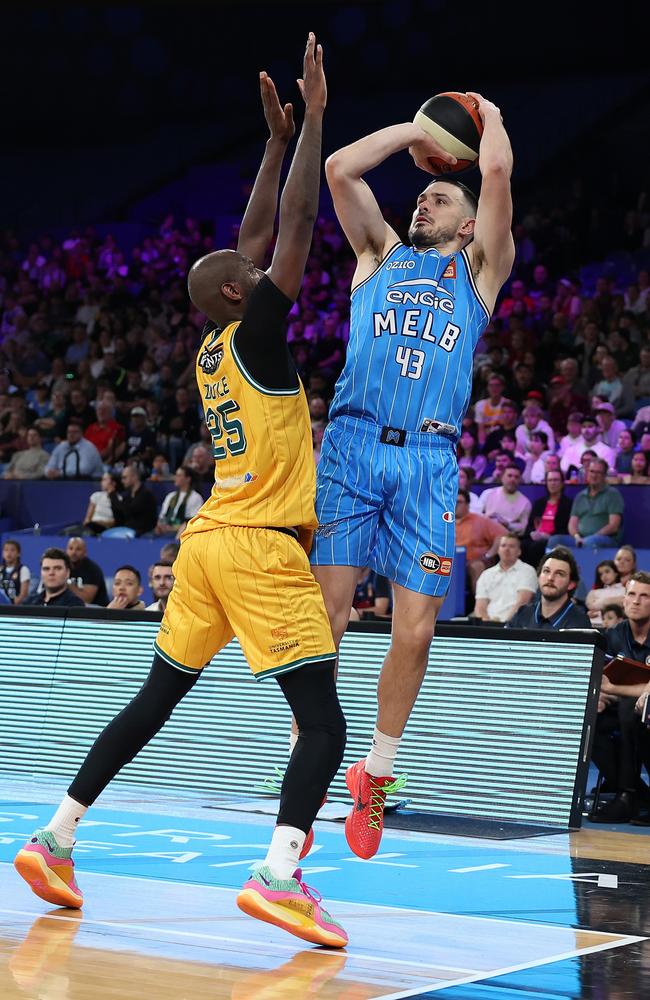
[15,35,348,950]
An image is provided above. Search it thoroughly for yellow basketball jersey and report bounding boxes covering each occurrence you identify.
[183,322,317,534]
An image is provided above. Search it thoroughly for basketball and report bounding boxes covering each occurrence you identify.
[413,92,483,174]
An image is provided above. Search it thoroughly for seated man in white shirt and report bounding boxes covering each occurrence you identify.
[471,533,538,623]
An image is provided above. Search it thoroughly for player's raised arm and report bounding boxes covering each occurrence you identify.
[325,123,456,265]
[466,92,515,310]
[236,72,295,267]
[267,32,326,302]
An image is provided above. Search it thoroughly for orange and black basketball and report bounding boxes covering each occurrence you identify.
[413,92,483,174]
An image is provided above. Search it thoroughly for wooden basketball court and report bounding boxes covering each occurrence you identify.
[0,779,648,998]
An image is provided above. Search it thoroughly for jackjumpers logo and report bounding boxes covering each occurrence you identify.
[419,552,453,576]
[198,344,224,375]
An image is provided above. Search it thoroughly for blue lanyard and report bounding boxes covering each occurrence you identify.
[534,598,574,628]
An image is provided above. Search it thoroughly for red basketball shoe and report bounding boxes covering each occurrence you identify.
[344,760,407,859]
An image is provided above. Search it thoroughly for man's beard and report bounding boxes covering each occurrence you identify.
[408,221,455,249]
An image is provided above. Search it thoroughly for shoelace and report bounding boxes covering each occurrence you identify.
[297,877,322,904]
[255,765,285,795]
[367,773,409,831]
[296,877,338,922]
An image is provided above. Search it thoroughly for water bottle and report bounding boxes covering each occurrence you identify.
[33,523,41,536]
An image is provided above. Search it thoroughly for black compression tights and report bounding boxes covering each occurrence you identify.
[276,659,345,834]
[68,654,345,835]
[69,654,199,806]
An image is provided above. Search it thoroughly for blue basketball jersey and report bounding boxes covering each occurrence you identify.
[329,243,490,435]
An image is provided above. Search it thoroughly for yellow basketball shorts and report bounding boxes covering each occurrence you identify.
[154,526,336,681]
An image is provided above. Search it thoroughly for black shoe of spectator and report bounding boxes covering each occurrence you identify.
[589,791,637,824]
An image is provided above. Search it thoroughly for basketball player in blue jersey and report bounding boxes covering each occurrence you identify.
[311,92,515,859]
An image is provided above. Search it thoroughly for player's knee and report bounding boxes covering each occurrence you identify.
[392,618,437,657]
[301,700,346,769]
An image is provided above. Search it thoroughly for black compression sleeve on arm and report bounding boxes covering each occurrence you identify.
[233,276,299,392]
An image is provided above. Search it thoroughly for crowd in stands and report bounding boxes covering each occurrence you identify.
[1,536,176,613]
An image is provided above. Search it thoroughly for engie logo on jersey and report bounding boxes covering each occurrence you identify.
[419,552,453,576]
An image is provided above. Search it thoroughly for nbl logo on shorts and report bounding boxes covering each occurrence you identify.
[419,552,453,576]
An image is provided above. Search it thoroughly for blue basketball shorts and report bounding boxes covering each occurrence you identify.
[311,415,459,597]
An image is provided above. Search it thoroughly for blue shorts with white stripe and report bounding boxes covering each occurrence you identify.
[311,415,459,597]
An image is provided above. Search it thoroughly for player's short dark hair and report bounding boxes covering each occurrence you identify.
[114,564,141,584]
[41,546,70,569]
[430,177,478,215]
[538,546,580,585]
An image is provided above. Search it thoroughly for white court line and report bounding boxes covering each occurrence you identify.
[0,906,483,974]
[378,936,647,999]
[0,905,644,997]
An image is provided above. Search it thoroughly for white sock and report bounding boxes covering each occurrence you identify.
[263,824,305,881]
[289,731,299,755]
[365,727,401,778]
[45,795,87,849]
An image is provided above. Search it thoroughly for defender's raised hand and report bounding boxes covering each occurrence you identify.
[297,31,326,112]
[259,71,295,144]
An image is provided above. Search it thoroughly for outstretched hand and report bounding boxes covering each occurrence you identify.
[297,31,326,112]
[408,124,457,175]
[259,71,295,144]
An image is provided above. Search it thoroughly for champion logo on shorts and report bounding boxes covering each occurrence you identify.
[442,511,455,523]
[419,552,453,576]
